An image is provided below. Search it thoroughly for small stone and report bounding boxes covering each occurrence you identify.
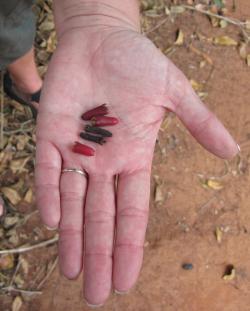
[182,263,193,270]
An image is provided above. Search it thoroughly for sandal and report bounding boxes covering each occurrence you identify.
[3,71,41,119]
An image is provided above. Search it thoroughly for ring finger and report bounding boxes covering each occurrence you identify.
[59,166,88,279]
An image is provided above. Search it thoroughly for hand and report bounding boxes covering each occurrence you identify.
[35,10,238,306]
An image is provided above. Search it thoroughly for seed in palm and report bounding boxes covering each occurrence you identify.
[81,104,108,120]
[85,125,112,137]
[80,132,106,145]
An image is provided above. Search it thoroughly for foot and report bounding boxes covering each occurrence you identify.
[7,47,42,111]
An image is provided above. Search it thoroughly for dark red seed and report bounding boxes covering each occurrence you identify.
[72,142,95,156]
[91,116,119,126]
[81,104,108,120]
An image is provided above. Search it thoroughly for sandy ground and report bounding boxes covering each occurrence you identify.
[1,0,250,310]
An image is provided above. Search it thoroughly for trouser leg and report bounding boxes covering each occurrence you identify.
[0,0,36,70]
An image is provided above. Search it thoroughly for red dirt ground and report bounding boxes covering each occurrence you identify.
[1,0,250,310]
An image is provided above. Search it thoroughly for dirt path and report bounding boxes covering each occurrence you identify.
[1,1,250,310]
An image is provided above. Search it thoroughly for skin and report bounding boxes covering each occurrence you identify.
[35,0,239,306]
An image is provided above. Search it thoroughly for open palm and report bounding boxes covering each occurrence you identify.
[35,28,238,305]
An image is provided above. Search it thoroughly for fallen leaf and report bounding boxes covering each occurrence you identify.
[20,256,29,275]
[24,188,33,204]
[0,254,15,270]
[7,229,19,246]
[215,227,223,243]
[14,274,25,287]
[246,20,250,30]
[1,187,22,205]
[213,36,238,46]
[223,267,236,281]
[219,20,228,28]
[175,29,184,45]
[210,16,219,27]
[155,184,164,203]
[12,296,23,311]
[4,215,20,229]
[190,79,204,92]
[10,157,30,174]
[170,6,185,14]
[239,42,247,60]
[247,55,250,67]
[206,179,223,190]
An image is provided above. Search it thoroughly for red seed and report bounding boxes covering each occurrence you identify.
[91,116,119,126]
[81,104,108,120]
[72,142,95,156]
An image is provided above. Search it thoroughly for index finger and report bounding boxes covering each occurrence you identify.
[35,140,61,229]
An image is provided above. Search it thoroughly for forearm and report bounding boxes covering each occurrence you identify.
[53,0,140,37]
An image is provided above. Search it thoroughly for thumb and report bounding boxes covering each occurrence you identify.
[164,61,239,159]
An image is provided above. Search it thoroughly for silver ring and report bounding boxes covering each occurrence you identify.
[61,168,87,177]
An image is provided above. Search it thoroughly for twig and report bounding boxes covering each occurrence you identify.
[9,260,21,287]
[0,72,4,149]
[1,286,42,295]
[145,17,169,35]
[0,235,58,255]
[182,5,246,26]
[37,256,58,290]
[198,195,217,214]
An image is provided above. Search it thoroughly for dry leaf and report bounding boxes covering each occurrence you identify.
[170,6,185,14]
[206,179,223,190]
[14,274,25,287]
[175,29,184,45]
[155,184,164,203]
[239,43,247,60]
[10,157,29,174]
[1,187,22,205]
[215,227,223,243]
[24,188,33,204]
[161,116,172,131]
[190,79,204,92]
[219,20,228,28]
[213,36,238,46]
[20,256,29,275]
[0,254,15,270]
[12,296,23,311]
[246,20,250,30]
[247,55,250,67]
[46,31,57,53]
[210,16,219,27]
[4,215,20,229]
[223,268,236,281]
[7,229,20,246]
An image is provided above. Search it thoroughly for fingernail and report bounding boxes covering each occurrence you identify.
[237,144,241,152]
[86,301,104,308]
[44,225,57,231]
[114,289,129,295]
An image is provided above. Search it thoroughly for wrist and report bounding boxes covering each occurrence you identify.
[53,0,140,38]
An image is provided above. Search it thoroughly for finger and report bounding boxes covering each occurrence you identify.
[165,61,239,159]
[0,197,4,217]
[59,168,87,279]
[113,169,150,292]
[84,175,115,306]
[35,140,61,228]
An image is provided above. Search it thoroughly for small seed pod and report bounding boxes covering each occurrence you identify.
[81,104,108,120]
[72,142,95,156]
[85,125,112,137]
[80,132,106,145]
[91,116,119,126]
